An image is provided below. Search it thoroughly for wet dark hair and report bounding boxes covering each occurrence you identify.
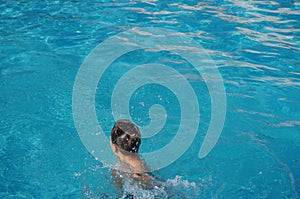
[111,120,141,153]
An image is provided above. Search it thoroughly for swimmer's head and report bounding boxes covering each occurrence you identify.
[110,120,141,153]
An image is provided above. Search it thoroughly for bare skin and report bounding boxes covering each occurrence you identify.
[110,136,145,174]
[109,136,154,187]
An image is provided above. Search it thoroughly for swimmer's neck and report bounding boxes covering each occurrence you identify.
[116,151,140,163]
[110,141,145,173]
[117,153,145,174]
[110,140,145,173]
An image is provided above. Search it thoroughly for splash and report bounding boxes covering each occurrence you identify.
[77,165,201,199]
[121,175,200,199]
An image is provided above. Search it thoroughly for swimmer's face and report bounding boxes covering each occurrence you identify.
[110,120,141,153]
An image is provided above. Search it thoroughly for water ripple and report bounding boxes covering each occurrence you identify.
[1,0,299,198]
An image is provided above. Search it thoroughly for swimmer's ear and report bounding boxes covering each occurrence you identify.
[110,138,118,154]
[113,144,119,154]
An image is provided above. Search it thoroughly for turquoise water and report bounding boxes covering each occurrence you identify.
[1,0,300,198]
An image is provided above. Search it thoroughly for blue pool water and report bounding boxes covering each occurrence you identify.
[1,0,300,198]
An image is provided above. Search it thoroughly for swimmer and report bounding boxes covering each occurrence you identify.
[110,120,155,194]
